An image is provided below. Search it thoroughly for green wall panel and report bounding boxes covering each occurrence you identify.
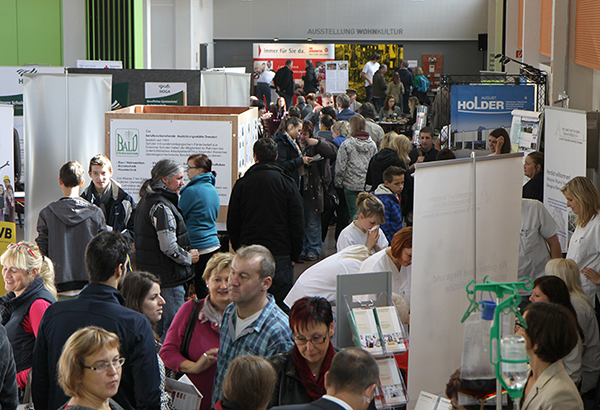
[16,0,63,66]
[0,0,19,65]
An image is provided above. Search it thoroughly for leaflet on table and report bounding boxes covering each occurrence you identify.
[374,357,408,407]
[414,391,452,410]
[374,306,407,353]
[350,308,383,354]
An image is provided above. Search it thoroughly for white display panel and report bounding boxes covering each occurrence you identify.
[543,106,587,251]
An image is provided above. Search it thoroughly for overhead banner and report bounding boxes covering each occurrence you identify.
[450,85,535,150]
[408,154,522,404]
[0,66,64,182]
[109,118,233,204]
[253,43,335,97]
[0,105,15,223]
[543,106,587,251]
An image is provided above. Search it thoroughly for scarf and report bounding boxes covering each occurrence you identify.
[293,341,335,401]
[199,296,224,332]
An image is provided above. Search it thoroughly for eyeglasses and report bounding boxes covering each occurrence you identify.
[186,166,199,170]
[7,243,37,259]
[294,331,329,346]
[514,320,525,333]
[83,357,125,372]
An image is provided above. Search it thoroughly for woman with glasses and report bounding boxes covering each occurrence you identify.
[0,241,56,397]
[515,302,583,410]
[180,154,221,299]
[121,272,173,410]
[57,326,125,410]
[269,296,335,407]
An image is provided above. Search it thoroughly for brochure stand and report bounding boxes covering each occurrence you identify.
[336,270,409,409]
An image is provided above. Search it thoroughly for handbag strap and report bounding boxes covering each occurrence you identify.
[181,299,202,359]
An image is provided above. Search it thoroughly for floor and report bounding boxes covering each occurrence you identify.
[293,225,338,282]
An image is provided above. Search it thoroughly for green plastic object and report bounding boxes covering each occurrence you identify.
[461,276,533,400]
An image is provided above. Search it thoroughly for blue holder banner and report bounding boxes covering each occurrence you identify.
[450,85,535,149]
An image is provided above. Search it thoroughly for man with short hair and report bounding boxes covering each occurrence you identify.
[409,126,439,172]
[81,154,136,240]
[36,161,106,295]
[361,53,381,104]
[212,245,294,405]
[274,59,295,110]
[346,88,362,113]
[305,92,335,127]
[396,60,414,113]
[227,138,304,310]
[296,96,307,114]
[335,94,357,121]
[371,64,388,112]
[271,348,379,410]
[33,231,161,410]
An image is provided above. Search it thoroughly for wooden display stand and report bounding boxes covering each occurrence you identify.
[105,105,259,223]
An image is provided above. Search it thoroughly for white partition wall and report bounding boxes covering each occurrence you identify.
[408,154,523,404]
[23,74,112,241]
[200,71,251,106]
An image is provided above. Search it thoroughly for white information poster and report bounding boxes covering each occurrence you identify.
[510,109,541,154]
[0,105,15,222]
[408,154,522,405]
[543,106,587,251]
[0,66,64,182]
[109,119,233,204]
[145,82,187,106]
[324,61,349,94]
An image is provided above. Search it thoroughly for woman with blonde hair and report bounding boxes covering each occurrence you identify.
[336,192,388,255]
[58,326,123,410]
[545,258,600,394]
[0,241,56,393]
[161,252,234,410]
[561,177,600,306]
[335,115,377,219]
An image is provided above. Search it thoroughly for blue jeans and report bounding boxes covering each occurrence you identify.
[365,85,373,103]
[156,285,185,340]
[256,82,272,106]
[302,195,322,257]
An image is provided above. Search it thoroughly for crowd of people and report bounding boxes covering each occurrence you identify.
[0,62,597,410]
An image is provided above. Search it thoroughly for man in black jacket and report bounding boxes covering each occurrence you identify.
[227,138,304,311]
[274,59,295,110]
[32,231,161,410]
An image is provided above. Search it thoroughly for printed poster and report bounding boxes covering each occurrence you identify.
[543,106,587,251]
[145,82,187,106]
[109,119,232,204]
[450,85,535,150]
[324,61,349,94]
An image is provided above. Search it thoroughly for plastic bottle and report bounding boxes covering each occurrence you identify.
[459,300,497,401]
[500,335,528,390]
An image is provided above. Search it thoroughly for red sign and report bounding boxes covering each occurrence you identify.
[516,49,523,58]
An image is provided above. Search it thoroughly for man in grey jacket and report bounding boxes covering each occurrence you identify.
[36,161,106,296]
